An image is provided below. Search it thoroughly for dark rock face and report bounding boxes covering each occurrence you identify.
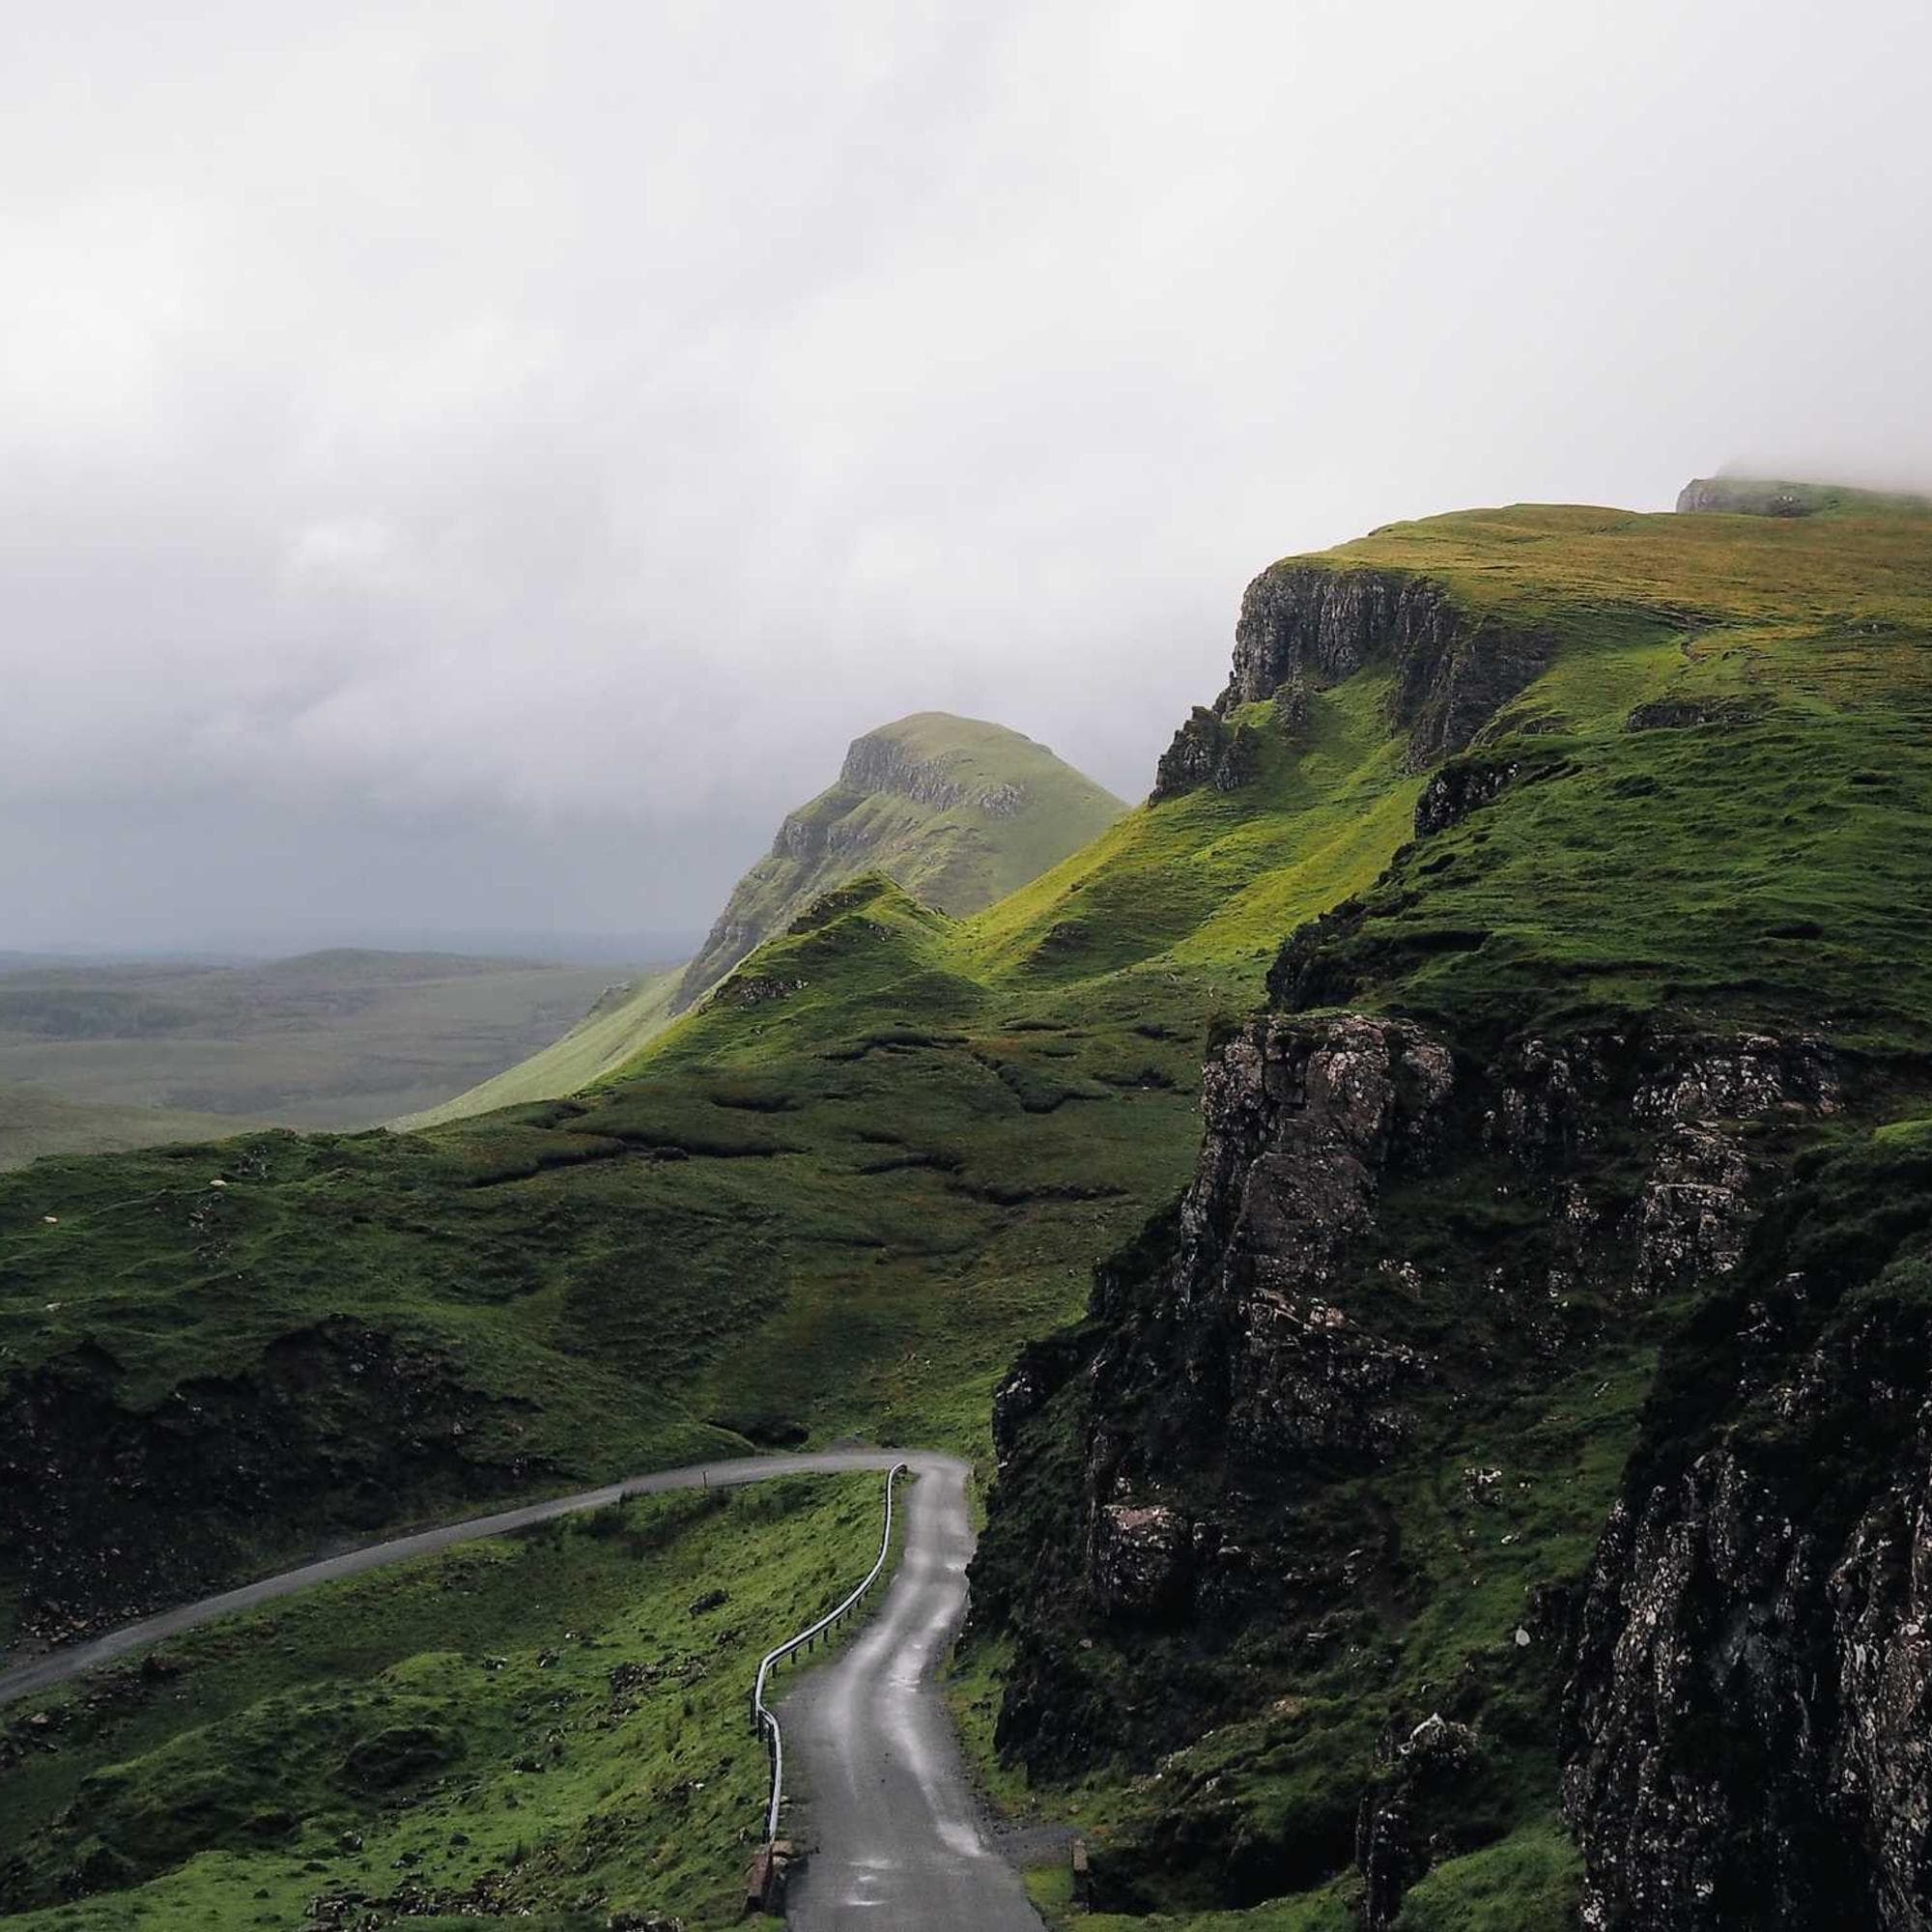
[1625,695,1769,732]
[1413,755,1523,838]
[1152,708,1260,802]
[1222,566,1454,703]
[1092,1501,1193,1617]
[1219,565,1553,767]
[1173,1015,1452,1459]
[974,1008,1859,1922]
[1562,1138,1932,1931]
[0,1323,544,1641]
[1151,563,1553,802]
[1271,676,1312,735]
[1357,1715,1483,1928]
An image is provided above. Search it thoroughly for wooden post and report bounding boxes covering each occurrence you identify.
[1071,1835,1090,1909]
[743,1843,775,1916]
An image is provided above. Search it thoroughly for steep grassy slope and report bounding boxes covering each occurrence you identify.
[4,485,1929,1927]
[0,952,627,1138]
[670,712,1124,1009]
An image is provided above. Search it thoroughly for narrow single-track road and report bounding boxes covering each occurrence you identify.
[779,1454,1042,1929]
[0,1448,1043,1930]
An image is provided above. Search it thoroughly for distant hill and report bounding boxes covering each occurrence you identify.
[1677,473,1932,517]
[0,950,632,1139]
[0,1080,269,1171]
[395,965,683,1128]
[671,711,1124,1012]
[408,713,1124,1127]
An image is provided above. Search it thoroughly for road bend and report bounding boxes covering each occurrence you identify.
[0,1447,1043,1930]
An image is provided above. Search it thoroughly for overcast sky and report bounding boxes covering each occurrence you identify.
[4,1,1928,953]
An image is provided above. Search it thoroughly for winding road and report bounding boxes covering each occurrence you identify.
[0,1448,1044,1930]
[779,1454,1041,1929]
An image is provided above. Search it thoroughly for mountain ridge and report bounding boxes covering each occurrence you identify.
[670,709,1124,1012]
[972,478,1932,1927]
[404,710,1125,1125]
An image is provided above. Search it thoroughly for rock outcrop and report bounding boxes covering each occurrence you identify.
[1151,562,1553,803]
[1625,695,1769,732]
[1413,754,1530,838]
[1676,477,1818,517]
[1171,1015,1452,1458]
[973,1002,1856,1921]
[1562,1133,1932,1930]
[1151,708,1261,801]
[1230,567,1550,761]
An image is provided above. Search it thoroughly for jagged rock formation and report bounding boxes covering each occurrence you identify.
[1563,1132,1932,1930]
[672,713,1121,1010]
[1152,564,1553,801]
[977,882,1865,1923]
[1412,753,1536,838]
[1151,707,1261,801]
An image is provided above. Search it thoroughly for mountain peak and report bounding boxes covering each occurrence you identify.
[670,713,1122,1012]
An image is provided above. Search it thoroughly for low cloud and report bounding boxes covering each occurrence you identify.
[4,0,1929,948]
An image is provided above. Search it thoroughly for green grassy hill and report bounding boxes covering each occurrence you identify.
[669,711,1125,1010]
[403,713,1127,1129]
[4,485,1930,1927]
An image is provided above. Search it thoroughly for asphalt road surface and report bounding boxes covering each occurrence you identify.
[0,1446,1043,1930]
[780,1454,1043,1930]
[0,1448,920,1708]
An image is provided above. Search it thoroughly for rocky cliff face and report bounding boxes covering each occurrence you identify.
[1151,565,1553,800]
[1563,1134,1932,1930]
[974,988,1866,1921]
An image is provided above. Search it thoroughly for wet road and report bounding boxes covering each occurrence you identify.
[0,1447,1042,1931]
[0,1448,918,1708]
[780,1455,1042,1930]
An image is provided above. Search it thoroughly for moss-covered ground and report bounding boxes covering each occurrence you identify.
[0,1473,892,1929]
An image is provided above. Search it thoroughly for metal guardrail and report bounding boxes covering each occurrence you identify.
[750,1460,908,1844]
